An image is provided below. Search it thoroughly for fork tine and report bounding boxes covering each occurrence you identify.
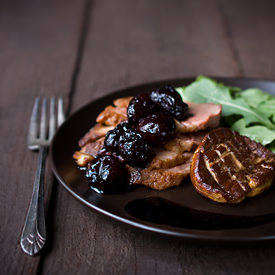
[57,96,65,126]
[40,97,47,139]
[49,96,56,139]
[28,97,40,142]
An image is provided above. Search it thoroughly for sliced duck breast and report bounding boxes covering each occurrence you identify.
[176,102,222,133]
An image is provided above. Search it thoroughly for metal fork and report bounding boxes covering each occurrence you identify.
[20,96,65,256]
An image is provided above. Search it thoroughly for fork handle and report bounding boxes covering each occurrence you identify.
[20,146,48,256]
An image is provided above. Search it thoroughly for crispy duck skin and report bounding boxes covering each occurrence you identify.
[79,124,114,147]
[128,162,191,190]
[127,147,193,190]
[73,151,94,167]
[96,105,127,126]
[149,148,193,169]
[190,128,275,203]
[163,131,208,153]
[113,96,133,107]
[95,96,132,126]
[78,97,132,147]
[73,137,105,166]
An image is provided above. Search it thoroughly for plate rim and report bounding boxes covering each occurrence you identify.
[50,76,275,243]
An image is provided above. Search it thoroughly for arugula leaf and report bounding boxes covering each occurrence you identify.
[177,76,275,130]
[257,100,275,118]
[232,119,275,146]
[239,88,271,108]
[240,89,275,120]
[176,76,275,152]
[268,143,275,154]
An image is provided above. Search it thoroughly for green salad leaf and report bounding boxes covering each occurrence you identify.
[176,76,275,129]
[232,119,275,147]
[176,76,275,153]
[238,88,270,107]
[238,88,275,122]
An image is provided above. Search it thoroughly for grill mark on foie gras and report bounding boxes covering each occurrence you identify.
[203,143,248,194]
[216,143,247,191]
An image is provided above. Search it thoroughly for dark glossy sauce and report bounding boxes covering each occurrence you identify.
[125,197,275,230]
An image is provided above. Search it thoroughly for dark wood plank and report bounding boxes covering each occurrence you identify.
[0,0,86,273]
[40,0,275,274]
[220,0,275,80]
[69,0,241,111]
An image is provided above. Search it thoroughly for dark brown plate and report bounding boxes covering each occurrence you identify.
[50,77,275,243]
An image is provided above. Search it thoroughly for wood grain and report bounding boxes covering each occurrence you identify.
[220,0,275,80]
[0,0,85,273]
[69,0,241,111]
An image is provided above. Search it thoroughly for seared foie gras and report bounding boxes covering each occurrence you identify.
[190,128,275,203]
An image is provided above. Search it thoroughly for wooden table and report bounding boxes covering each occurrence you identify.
[1,0,275,274]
